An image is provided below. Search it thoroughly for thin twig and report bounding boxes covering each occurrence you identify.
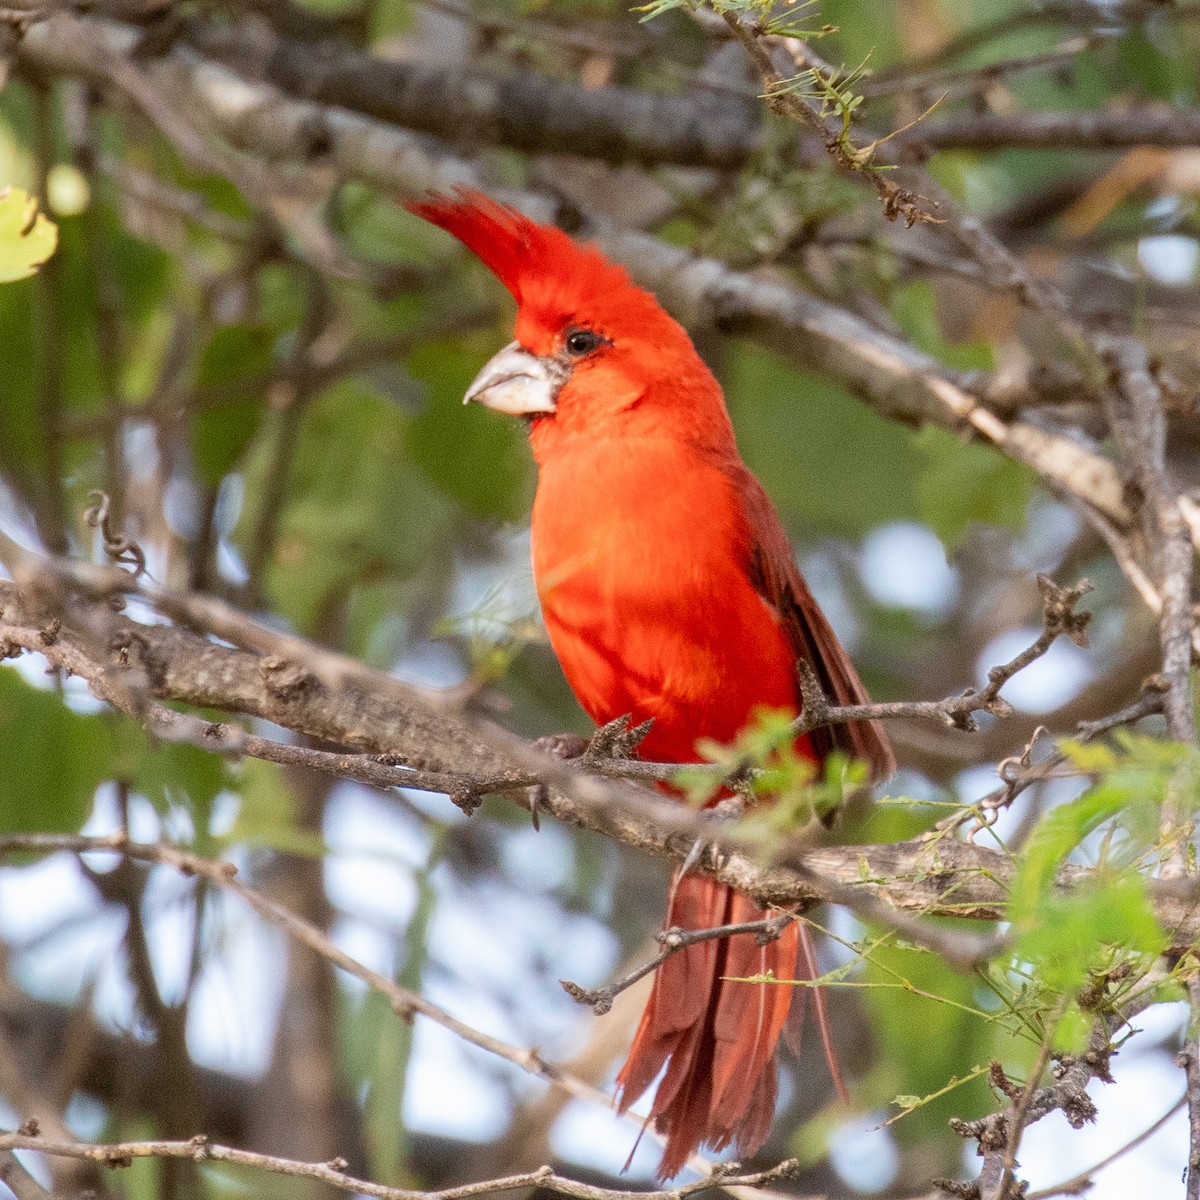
[0,1131,803,1200]
[719,10,939,227]
[932,686,1167,837]
[561,914,792,1016]
[0,834,607,1110]
[794,574,1091,738]
[991,999,1069,1200]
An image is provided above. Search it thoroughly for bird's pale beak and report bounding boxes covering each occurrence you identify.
[464,341,560,415]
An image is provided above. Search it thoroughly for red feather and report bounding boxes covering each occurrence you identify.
[410,191,893,1178]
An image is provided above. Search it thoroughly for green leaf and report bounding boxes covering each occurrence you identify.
[0,666,122,833]
[1009,784,1133,927]
[878,1066,990,1131]
[1008,745,1179,993]
[1017,873,1165,994]
[1012,733,1197,929]
[0,187,56,283]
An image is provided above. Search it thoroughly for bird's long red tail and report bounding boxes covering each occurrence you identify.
[614,873,801,1179]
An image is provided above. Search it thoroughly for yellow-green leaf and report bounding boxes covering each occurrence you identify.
[0,187,57,283]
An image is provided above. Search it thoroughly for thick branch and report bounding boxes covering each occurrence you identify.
[2,577,1197,955]
[179,17,759,171]
[907,106,1200,152]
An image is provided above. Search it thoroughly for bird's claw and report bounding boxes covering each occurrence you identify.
[583,714,654,761]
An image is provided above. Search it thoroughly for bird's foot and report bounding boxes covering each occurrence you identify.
[584,714,654,761]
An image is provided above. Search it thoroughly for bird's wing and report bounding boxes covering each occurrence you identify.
[734,465,896,781]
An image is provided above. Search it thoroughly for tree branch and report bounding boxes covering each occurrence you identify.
[1,572,1196,963]
[177,16,759,171]
[0,1130,805,1200]
[906,106,1200,153]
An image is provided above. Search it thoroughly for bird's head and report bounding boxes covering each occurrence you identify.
[406,190,728,448]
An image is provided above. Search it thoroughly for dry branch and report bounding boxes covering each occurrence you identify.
[1,571,1195,955]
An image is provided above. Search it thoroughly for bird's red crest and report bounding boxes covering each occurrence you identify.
[405,189,680,353]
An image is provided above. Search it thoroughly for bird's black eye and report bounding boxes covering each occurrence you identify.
[564,328,604,357]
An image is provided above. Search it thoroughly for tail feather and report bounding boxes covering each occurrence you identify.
[710,897,797,1138]
[615,873,804,1179]
[614,872,726,1109]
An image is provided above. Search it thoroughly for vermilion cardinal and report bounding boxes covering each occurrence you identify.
[408,191,894,1178]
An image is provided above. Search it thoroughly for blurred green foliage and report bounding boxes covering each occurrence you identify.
[0,669,120,834]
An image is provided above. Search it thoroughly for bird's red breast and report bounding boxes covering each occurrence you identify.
[530,427,807,765]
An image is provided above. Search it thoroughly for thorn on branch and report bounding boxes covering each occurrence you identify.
[449,785,484,815]
[529,783,546,831]
[108,626,149,669]
[795,658,830,727]
[559,978,614,1016]
[989,1062,1022,1102]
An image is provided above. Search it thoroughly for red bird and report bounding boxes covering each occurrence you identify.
[408,191,894,1178]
